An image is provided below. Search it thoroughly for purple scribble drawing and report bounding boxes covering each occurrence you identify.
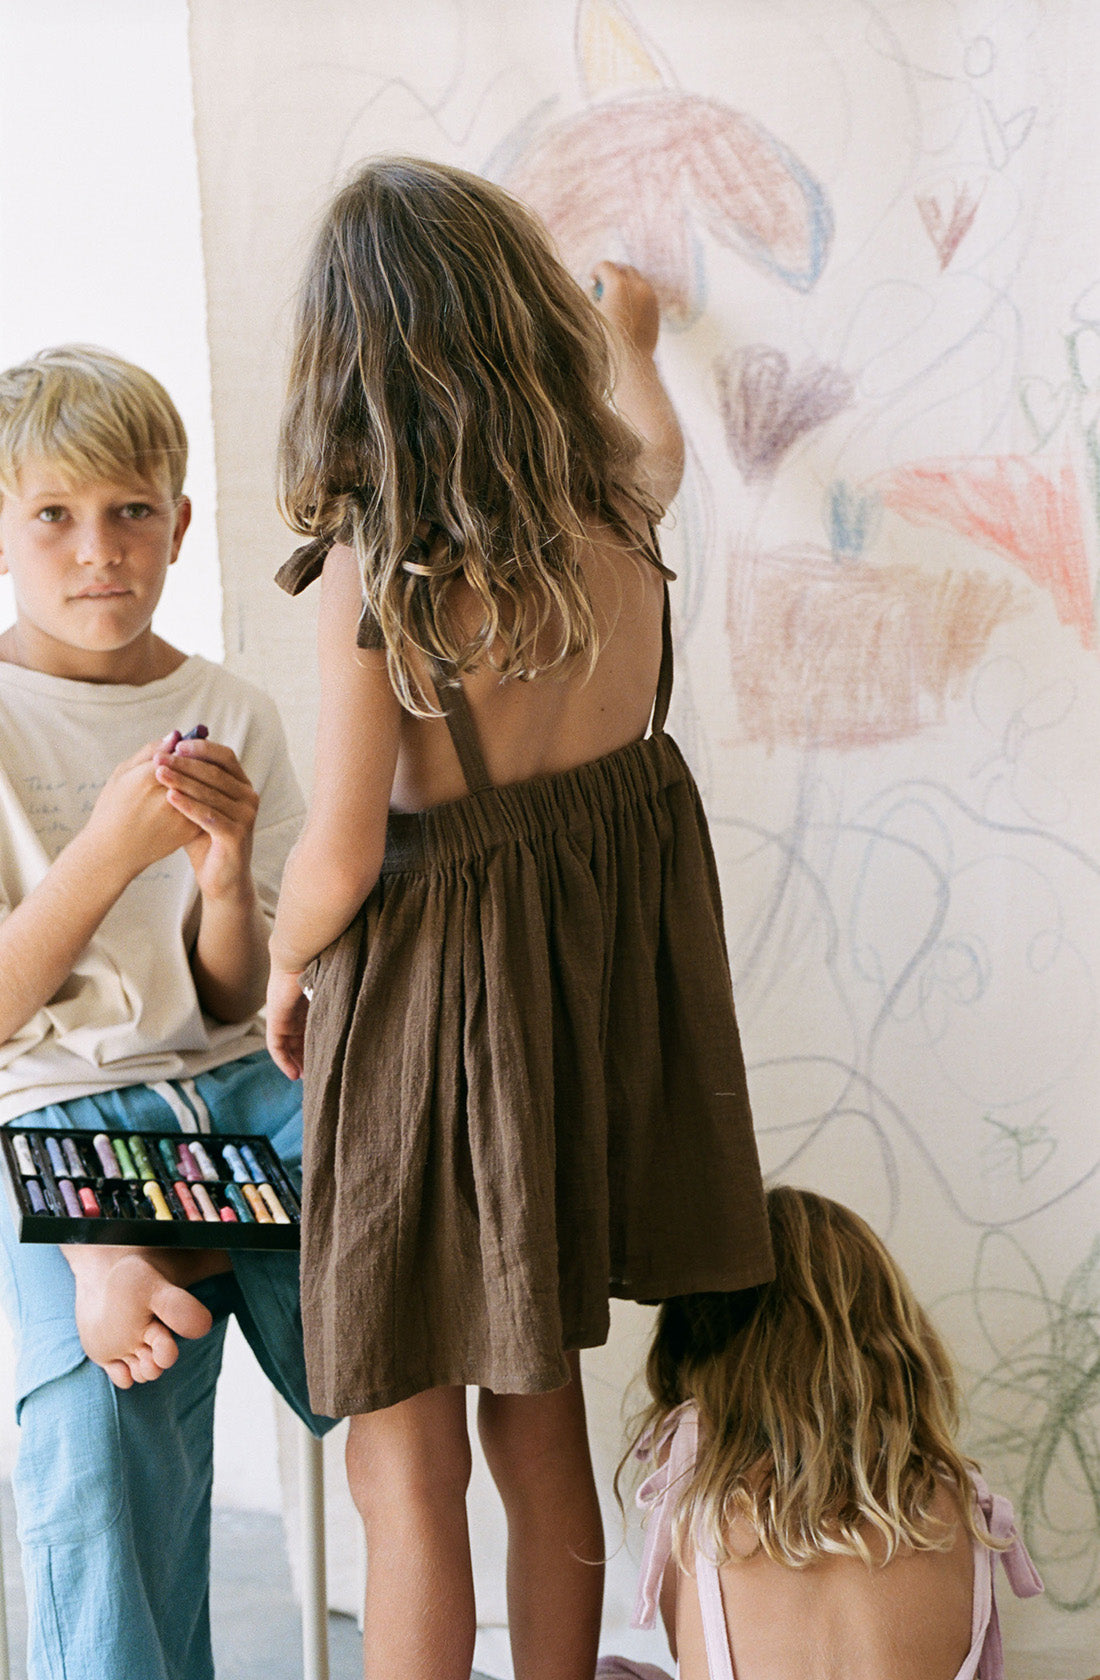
[715,346,853,483]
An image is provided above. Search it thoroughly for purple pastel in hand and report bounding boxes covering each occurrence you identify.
[180,724,209,741]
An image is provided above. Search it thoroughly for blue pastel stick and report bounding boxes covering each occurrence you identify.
[46,1136,67,1178]
[26,1178,46,1214]
[239,1143,266,1184]
[221,1144,250,1184]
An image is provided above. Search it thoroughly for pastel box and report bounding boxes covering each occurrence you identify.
[0,1127,301,1250]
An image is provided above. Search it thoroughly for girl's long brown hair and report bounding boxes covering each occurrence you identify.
[279,156,662,713]
[631,1187,1001,1569]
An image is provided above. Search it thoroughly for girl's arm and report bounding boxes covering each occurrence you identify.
[267,544,400,1077]
[593,260,685,512]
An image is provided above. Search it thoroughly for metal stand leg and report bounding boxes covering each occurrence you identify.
[300,1428,329,1680]
[0,1504,9,1680]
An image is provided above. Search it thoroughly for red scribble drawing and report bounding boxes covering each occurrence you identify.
[727,547,1023,751]
[715,346,853,482]
[915,179,985,270]
[502,1,832,324]
[883,458,1095,648]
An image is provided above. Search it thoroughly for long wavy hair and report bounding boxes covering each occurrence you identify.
[279,156,661,713]
[630,1187,1001,1569]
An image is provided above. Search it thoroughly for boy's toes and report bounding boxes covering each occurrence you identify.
[104,1357,136,1390]
[149,1277,215,1342]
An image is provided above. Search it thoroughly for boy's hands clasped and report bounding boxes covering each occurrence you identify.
[151,730,259,900]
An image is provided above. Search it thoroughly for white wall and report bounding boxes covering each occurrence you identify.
[0,0,280,1518]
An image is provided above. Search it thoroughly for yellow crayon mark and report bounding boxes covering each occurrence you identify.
[577,0,663,99]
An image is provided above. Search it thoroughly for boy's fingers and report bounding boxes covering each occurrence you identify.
[104,1358,135,1390]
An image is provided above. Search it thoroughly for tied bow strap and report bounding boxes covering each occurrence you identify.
[963,1471,1043,1680]
[632,1402,700,1630]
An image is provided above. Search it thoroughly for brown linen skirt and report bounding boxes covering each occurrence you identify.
[298,728,772,1416]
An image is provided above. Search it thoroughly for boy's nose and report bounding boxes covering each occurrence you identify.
[75,522,123,565]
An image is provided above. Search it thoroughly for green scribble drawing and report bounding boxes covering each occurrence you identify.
[980,1112,1058,1183]
[954,1233,1100,1612]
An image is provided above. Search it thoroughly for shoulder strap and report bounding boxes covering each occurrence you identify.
[650,581,674,737]
[695,1552,737,1680]
[428,664,494,795]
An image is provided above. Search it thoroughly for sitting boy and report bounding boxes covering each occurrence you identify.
[0,343,329,1680]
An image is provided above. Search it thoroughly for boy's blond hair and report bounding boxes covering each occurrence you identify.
[0,345,188,499]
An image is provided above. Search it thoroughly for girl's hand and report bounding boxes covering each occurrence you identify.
[592,261,661,360]
[153,736,260,902]
[266,966,308,1081]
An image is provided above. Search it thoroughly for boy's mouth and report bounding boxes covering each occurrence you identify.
[73,586,131,599]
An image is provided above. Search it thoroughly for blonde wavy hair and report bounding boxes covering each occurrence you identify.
[278,155,662,714]
[0,344,187,499]
[630,1186,1000,1570]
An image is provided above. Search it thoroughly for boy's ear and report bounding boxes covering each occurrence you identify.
[169,495,192,563]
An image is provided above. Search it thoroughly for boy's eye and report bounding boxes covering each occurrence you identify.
[119,502,155,520]
[35,506,66,523]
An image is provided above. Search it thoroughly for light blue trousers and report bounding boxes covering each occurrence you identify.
[0,1052,333,1680]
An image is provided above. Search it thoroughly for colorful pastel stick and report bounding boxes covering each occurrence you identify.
[143,1182,172,1221]
[180,725,208,741]
[77,1186,101,1216]
[221,1144,250,1183]
[46,1136,67,1178]
[157,1139,178,1177]
[224,1182,253,1222]
[62,1137,85,1178]
[191,1182,220,1223]
[173,1181,202,1222]
[241,1183,272,1224]
[128,1136,155,1179]
[12,1134,35,1176]
[176,1143,201,1183]
[111,1136,138,1179]
[188,1140,219,1181]
[58,1179,81,1217]
[94,1134,121,1178]
[25,1178,46,1214]
[257,1183,291,1224]
[239,1143,267,1184]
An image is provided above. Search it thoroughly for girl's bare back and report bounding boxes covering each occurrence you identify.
[671,1486,974,1680]
[391,527,666,812]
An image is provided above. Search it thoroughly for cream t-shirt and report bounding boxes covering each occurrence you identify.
[0,655,303,1122]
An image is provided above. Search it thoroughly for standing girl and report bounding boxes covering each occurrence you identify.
[265,156,773,1680]
[622,1186,1043,1680]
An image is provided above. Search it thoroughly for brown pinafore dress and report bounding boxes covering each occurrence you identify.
[277,540,773,1417]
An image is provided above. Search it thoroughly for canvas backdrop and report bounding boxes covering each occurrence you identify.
[190,2,1100,1671]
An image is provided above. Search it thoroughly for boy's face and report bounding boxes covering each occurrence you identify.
[0,459,190,681]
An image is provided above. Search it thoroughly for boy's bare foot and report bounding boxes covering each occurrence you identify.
[62,1244,232,1389]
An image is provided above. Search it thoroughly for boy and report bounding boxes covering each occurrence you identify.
[0,344,329,1680]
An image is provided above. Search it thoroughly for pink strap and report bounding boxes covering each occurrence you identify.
[957,1471,1044,1680]
[632,1403,699,1628]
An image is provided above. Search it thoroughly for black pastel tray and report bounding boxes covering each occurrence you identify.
[0,1126,300,1250]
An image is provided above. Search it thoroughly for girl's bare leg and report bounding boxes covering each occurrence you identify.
[477,1354,604,1680]
[346,1385,474,1680]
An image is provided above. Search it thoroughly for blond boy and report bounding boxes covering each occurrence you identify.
[0,345,328,1680]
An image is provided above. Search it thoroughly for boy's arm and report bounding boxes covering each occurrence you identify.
[0,743,199,1046]
[152,736,270,1022]
[593,260,685,513]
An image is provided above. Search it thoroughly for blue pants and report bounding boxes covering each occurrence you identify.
[0,1052,334,1680]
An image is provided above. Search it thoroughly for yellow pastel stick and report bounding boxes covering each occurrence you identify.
[257,1182,291,1225]
[143,1181,172,1221]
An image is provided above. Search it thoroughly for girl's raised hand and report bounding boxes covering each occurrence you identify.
[152,734,260,902]
[591,261,661,360]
